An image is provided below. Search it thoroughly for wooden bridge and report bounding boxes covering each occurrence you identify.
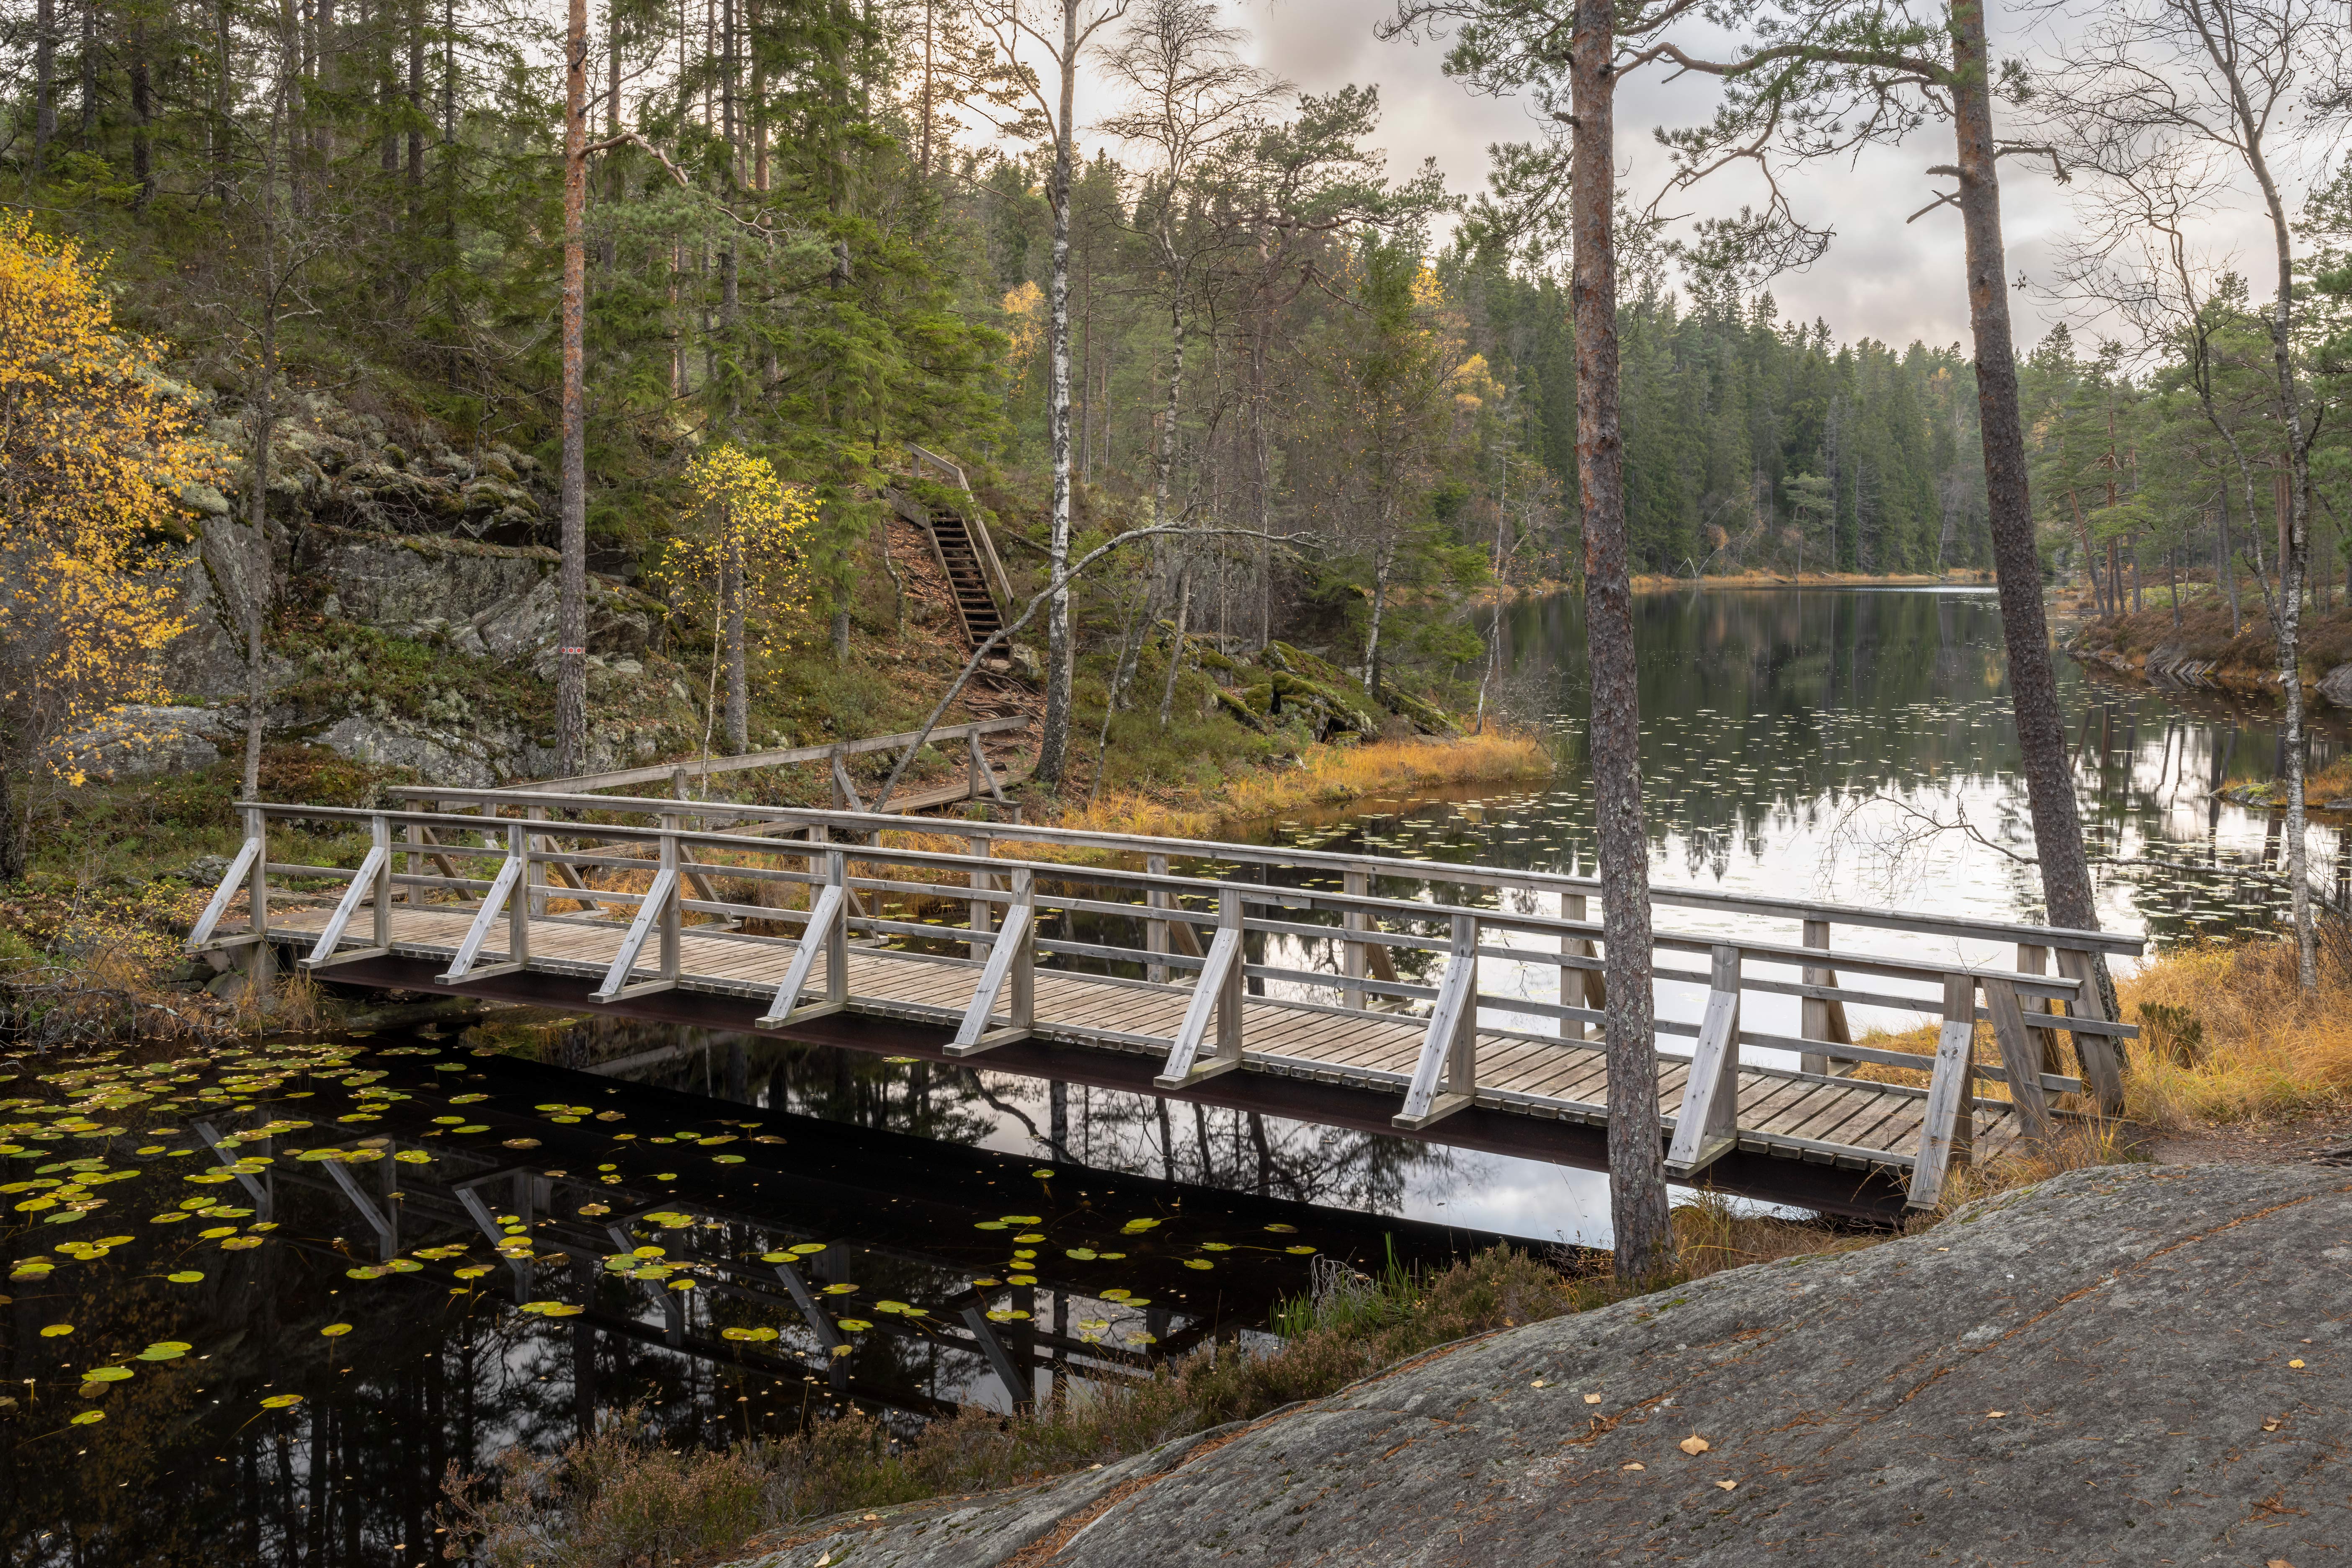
[186,788,2141,1221]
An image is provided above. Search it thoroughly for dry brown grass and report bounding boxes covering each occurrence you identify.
[2118,936,2352,1127]
[1059,730,1550,841]
[1839,932,2352,1135]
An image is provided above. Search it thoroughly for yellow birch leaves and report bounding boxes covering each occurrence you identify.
[652,444,819,650]
[0,213,222,780]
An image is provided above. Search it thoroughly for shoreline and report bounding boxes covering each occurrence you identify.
[1055,728,1551,841]
[1476,570,1993,602]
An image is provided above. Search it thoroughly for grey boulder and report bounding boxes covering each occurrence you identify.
[734,1162,2352,1567]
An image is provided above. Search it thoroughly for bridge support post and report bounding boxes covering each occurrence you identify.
[756,849,847,1025]
[1981,977,2052,1143]
[1155,887,1246,1089]
[1906,972,1980,1210]
[1393,913,1480,1130]
[1148,854,1172,985]
[1664,944,1743,1179]
[946,867,1034,1055]
[1342,864,1369,1011]
[299,815,392,971]
[2052,945,2127,1117]
[1561,891,1603,1040]
[239,805,276,1005]
[588,821,681,1002]
[1799,918,1853,1076]
[970,833,995,963]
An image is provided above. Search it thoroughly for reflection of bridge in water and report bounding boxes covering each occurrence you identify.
[189,1057,1487,1416]
[195,787,2141,1223]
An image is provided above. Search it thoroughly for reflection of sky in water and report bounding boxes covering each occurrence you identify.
[1209,588,2351,1242]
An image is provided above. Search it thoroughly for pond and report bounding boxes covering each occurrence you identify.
[10,585,2342,1563]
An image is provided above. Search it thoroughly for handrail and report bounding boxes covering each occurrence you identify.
[363,787,2144,956]
[215,799,2099,997]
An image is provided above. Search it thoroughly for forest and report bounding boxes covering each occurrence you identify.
[0,0,2038,786]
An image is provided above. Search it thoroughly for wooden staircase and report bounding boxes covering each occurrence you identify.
[928,507,1004,649]
[886,445,1015,653]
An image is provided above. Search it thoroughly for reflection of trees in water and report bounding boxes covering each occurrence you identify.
[585,1031,1459,1220]
[1037,1088,1455,1213]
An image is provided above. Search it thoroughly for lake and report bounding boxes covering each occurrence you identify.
[8,585,2341,1563]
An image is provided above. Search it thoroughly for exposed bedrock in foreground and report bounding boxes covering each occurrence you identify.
[735,1162,2352,1566]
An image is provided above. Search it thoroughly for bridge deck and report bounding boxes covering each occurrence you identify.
[266,901,2025,1178]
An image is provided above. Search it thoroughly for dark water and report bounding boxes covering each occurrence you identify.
[0,1031,1504,1564]
[11,586,2343,1563]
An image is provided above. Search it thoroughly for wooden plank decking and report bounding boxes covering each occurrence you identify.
[267,901,2024,1178]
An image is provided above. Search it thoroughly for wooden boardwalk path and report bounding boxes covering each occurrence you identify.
[193,789,2141,1221]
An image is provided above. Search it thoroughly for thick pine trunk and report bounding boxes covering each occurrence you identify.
[556,0,590,774]
[1034,0,1078,789]
[1572,0,1670,1282]
[1951,0,2106,977]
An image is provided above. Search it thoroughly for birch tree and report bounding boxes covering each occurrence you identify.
[2028,0,2341,985]
[975,0,1132,790]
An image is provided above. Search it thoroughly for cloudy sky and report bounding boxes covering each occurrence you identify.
[1030,0,2300,358]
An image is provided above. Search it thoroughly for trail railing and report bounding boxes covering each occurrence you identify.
[190,789,2142,1212]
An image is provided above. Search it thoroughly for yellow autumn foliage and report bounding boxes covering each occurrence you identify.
[652,443,820,642]
[0,213,221,787]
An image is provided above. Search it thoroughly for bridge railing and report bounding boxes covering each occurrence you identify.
[193,792,2142,1211]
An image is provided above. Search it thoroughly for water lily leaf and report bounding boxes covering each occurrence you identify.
[320,1323,353,1337]
[1065,1248,1098,1261]
[449,1093,487,1103]
[1014,1233,1045,1243]
[999,1215,1042,1225]
[453,1265,494,1279]
[788,1243,825,1255]
[1285,1246,1318,1255]
[1182,1259,1214,1271]
[346,1266,386,1280]
[38,1324,72,1337]
[821,1283,859,1295]
[1119,1218,1161,1234]
[1263,1224,1297,1233]
[973,1222,1007,1231]
[836,1318,872,1331]
[70,1410,104,1425]
[1006,1274,1037,1286]
[502,1138,540,1150]
[986,1308,1030,1322]
[394,1151,432,1164]
[1031,1169,1055,1179]
[383,1259,423,1273]
[137,1341,191,1361]
[1199,1243,1233,1252]
[1100,1288,1131,1301]
[260,1394,304,1409]
[454,1124,489,1134]
[166,1270,204,1284]
[873,1300,911,1314]
[219,1236,265,1251]
[711,1154,745,1163]
[83,1366,133,1382]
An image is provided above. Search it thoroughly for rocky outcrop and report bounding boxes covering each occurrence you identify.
[50,705,239,783]
[2319,661,2352,709]
[732,1162,2352,1568]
